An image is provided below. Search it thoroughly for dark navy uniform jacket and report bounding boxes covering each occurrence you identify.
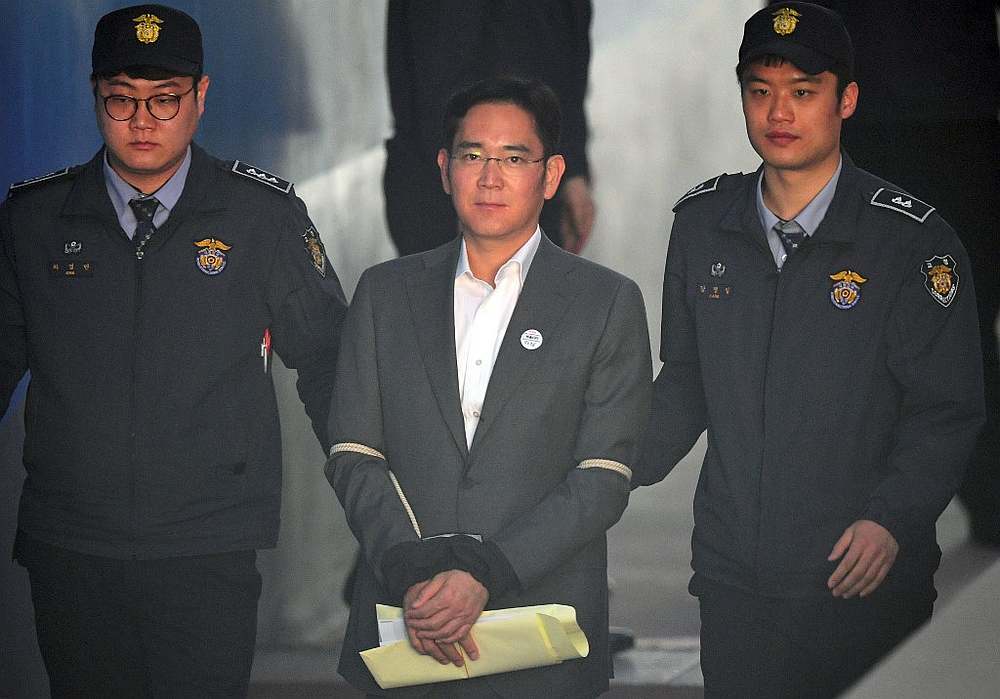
[637,155,984,598]
[0,144,347,559]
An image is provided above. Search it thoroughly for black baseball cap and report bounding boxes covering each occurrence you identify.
[738,2,853,79]
[92,4,203,76]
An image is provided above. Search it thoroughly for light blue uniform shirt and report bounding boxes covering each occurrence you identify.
[756,156,842,270]
[103,146,191,238]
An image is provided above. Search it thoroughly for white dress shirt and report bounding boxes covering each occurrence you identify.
[454,228,541,447]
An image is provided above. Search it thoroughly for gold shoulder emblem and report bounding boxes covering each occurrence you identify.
[132,13,163,44]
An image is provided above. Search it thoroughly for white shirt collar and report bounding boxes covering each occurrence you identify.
[456,226,542,286]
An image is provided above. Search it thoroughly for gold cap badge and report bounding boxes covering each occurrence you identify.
[132,14,163,44]
[772,7,801,36]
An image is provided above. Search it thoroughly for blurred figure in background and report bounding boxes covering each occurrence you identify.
[383,0,595,256]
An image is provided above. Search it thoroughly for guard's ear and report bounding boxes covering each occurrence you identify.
[195,75,211,117]
[839,81,858,120]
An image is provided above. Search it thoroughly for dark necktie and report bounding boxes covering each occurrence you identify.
[128,196,160,259]
[774,219,807,258]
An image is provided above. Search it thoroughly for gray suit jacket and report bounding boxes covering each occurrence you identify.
[327,235,651,697]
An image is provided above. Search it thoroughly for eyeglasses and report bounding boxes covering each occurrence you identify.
[101,85,195,121]
[450,151,547,173]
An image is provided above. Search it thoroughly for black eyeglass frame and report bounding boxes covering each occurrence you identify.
[100,85,196,122]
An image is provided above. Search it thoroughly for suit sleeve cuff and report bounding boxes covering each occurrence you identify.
[452,538,521,600]
[381,540,448,604]
[381,536,521,604]
[861,496,900,540]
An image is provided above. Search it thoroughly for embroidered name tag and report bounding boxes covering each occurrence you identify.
[697,283,732,300]
[49,260,94,278]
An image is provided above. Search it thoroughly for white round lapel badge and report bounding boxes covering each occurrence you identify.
[520,329,543,350]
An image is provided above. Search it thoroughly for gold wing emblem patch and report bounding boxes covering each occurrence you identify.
[193,238,232,276]
[829,269,867,310]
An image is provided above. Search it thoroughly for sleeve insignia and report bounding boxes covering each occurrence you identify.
[673,175,724,212]
[922,255,959,307]
[301,226,327,277]
[231,161,293,193]
[870,188,935,223]
[8,167,73,195]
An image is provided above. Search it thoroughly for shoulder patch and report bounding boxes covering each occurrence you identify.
[922,255,959,307]
[231,161,293,194]
[301,226,327,278]
[870,188,934,223]
[673,174,728,212]
[8,167,74,196]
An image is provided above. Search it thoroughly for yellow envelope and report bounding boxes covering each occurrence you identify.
[360,603,590,689]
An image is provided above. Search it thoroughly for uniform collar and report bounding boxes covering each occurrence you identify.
[809,152,867,244]
[103,146,191,233]
[60,150,120,222]
[755,156,842,237]
[721,153,865,246]
[62,143,215,222]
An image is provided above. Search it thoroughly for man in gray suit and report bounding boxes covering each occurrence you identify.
[326,77,651,697]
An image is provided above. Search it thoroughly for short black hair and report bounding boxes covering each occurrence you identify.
[736,55,852,100]
[92,65,203,96]
[442,76,561,158]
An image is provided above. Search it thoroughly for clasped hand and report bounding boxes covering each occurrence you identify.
[403,569,488,666]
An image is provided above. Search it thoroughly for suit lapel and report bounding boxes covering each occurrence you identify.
[405,240,469,459]
[471,236,575,452]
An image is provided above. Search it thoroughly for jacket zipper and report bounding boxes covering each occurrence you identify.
[129,245,145,558]
[754,252,789,588]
